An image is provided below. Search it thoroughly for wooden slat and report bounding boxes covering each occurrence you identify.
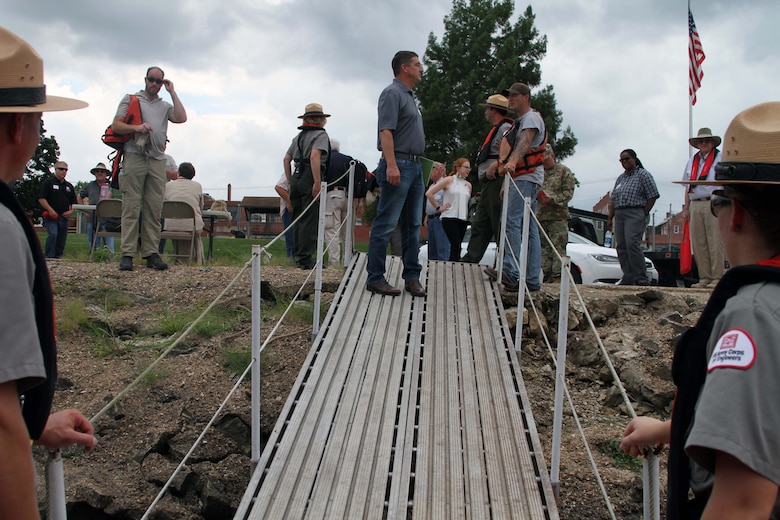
[237,254,558,520]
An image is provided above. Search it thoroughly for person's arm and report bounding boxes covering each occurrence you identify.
[503,128,538,174]
[309,149,322,199]
[275,184,293,213]
[620,416,670,457]
[38,197,56,218]
[379,129,400,186]
[606,202,615,231]
[701,451,778,519]
[164,80,187,124]
[283,154,293,185]
[34,409,96,451]
[644,196,659,215]
[0,381,39,519]
[425,177,451,212]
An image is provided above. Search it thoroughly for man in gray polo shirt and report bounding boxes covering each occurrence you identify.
[366,50,426,297]
[112,66,187,271]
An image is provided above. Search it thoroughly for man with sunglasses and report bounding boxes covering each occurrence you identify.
[37,161,76,258]
[681,128,723,288]
[111,66,187,271]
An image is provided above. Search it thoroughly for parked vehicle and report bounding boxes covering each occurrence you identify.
[419,229,659,285]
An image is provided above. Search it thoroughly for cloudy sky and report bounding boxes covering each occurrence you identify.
[7,0,779,222]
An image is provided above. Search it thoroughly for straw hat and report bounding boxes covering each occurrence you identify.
[90,162,110,175]
[689,127,722,148]
[298,103,331,118]
[676,101,780,185]
[0,27,87,113]
[479,94,509,111]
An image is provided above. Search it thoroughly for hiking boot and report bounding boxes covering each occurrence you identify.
[366,280,401,296]
[119,256,133,271]
[404,280,426,297]
[145,253,168,271]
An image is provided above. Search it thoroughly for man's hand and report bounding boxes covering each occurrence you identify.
[35,409,97,452]
[681,208,690,221]
[312,182,321,199]
[537,190,552,204]
[386,165,401,186]
[137,123,153,134]
[163,79,174,92]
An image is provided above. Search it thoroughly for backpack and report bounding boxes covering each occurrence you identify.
[102,94,142,189]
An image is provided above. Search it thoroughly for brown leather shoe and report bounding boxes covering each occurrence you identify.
[405,280,426,297]
[366,280,401,296]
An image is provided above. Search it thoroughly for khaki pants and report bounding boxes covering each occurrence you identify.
[689,198,724,281]
[119,152,166,257]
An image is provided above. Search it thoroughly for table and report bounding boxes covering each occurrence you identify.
[73,204,231,262]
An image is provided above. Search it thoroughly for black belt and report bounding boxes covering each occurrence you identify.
[616,205,644,210]
[328,186,347,192]
[691,197,711,201]
[394,152,421,162]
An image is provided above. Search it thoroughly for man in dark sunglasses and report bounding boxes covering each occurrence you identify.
[110,66,188,271]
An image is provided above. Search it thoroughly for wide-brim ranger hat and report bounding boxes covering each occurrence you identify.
[90,162,110,175]
[675,101,780,186]
[479,94,509,111]
[0,27,88,113]
[297,103,331,119]
[689,127,722,148]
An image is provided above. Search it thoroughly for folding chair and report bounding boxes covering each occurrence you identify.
[91,199,123,260]
[160,200,198,264]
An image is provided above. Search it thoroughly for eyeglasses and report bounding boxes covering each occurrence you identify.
[710,193,733,217]
[461,164,471,169]
[146,76,164,85]
[56,167,68,171]
[619,157,632,163]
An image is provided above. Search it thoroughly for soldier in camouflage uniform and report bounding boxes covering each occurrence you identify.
[537,144,578,282]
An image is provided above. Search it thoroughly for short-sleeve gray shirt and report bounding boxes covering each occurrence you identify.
[285,128,330,175]
[377,78,425,156]
[513,109,545,186]
[116,91,174,160]
[0,204,45,393]
[686,281,780,515]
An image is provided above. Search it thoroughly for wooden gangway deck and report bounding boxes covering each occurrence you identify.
[235,253,558,519]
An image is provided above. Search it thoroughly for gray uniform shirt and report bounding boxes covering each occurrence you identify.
[478,120,513,181]
[686,281,780,516]
[0,204,45,393]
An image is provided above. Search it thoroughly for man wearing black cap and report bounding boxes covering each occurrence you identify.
[0,27,97,517]
[485,82,545,292]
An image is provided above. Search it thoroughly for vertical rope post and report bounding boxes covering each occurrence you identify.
[550,257,572,499]
[496,175,511,276]
[345,161,356,267]
[313,182,326,340]
[47,449,67,520]
[513,195,531,354]
[250,245,262,473]
[643,454,661,520]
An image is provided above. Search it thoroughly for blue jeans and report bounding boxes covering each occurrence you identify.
[367,159,423,285]
[426,215,450,261]
[87,221,115,253]
[503,177,542,288]
[43,216,69,258]
[282,210,294,258]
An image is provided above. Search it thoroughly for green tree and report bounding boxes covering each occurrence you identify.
[13,119,60,219]
[417,0,577,169]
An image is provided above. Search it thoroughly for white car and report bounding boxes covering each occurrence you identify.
[418,229,659,285]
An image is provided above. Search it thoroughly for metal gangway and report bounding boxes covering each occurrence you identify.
[234,253,559,519]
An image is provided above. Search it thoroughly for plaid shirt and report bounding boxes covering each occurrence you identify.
[610,167,659,208]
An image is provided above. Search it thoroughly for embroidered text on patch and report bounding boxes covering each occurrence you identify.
[707,328,756,372]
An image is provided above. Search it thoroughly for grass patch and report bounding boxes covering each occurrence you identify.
[600,438,643,471]
[58,299,91,335]
[152,305,250,338]
[223,348,253,375]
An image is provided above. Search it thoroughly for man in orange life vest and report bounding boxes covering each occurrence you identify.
[485,82,546,292]
[681,128,724,288]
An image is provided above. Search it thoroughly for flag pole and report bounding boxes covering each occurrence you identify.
[688,0,693,153]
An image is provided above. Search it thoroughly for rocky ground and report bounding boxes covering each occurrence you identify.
[37,259,712,519]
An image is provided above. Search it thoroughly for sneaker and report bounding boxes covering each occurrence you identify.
[145,253,168,270]
[119,256,133,271]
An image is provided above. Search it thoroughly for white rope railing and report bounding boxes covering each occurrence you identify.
[496,172,660,520]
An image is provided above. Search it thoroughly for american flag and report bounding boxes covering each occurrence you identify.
[688,9,706,105]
